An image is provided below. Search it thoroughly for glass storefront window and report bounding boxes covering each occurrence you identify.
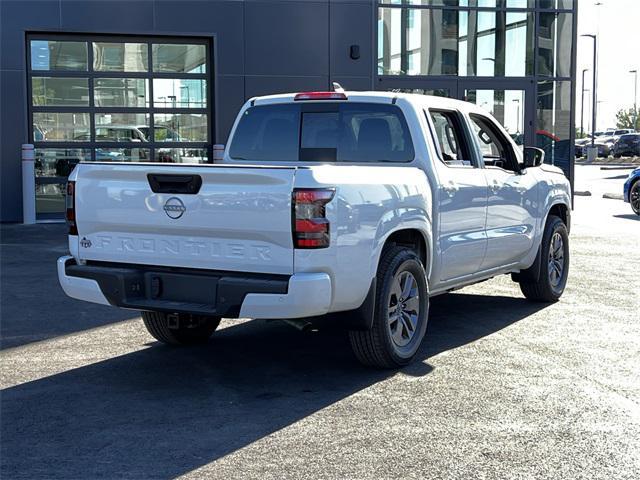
[152,79,207,108]
[93,42,148,72]
[35,148,91,177]
[538,12,572,78]
[155,148,209,164]
[96,148,150,162]
[34,148,91,215]
[94,114,151,142]
[380,0,573,7]
[31,77,89,106]
[153,114,208,142]
[30,40,88,71]
[94,78,149,107]
[33,113,90,142]
[379,7,533,76]
[537,80,571,171]
[152,44,206,73]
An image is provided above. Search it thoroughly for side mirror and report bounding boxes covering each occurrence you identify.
[523,146,544,168]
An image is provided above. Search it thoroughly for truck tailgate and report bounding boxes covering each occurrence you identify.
[73,163,296,275]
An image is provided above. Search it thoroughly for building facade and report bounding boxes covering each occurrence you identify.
[0,0,577,222]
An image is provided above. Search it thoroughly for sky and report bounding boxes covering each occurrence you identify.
[577,0,640,131]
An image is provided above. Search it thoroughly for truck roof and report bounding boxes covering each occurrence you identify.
[251,90,483,114]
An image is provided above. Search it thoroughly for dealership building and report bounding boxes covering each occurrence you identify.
[0,0,577,222]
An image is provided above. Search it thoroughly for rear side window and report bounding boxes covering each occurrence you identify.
[229,103,414,163]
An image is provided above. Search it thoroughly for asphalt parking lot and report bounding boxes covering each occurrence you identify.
[1,165,639,479]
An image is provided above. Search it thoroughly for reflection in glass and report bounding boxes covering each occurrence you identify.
[155,148,209,164]
[94,78,149,107]
[36,183,66,214]
[93,42,148,72]
[152,44,206,73]
[378,8,459,75]
[388,88,451,97]
[537,81,571,171]
[378,8,533,76]
[153,114,208,142]
[30,40,87,71]
[32,77,89,106]
[538,13,572,77]
[33,113,90,142]
[95,148,150,162]
[465,89,525,137]
[34,148,91,177]
[153,79,207,108]
[94,114,150,142]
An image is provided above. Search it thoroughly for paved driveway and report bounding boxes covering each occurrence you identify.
[1,165,639,479]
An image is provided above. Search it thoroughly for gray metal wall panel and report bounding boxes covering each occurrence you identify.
[245,75,328,98]
[0,0,61,71]
[244,2,329,76]
[330,2,372,77]
[0,71,27,221]
[331,76,372,91]
[216,75,246,142]
[153,0,244,75]
[60,1,154,32]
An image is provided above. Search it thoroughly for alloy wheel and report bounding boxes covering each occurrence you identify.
[387,270,420,348]
[548,232,566,289]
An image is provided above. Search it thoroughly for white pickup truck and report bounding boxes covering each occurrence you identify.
[58,90,571,368]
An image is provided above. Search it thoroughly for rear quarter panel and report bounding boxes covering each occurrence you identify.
[294,165,432,312]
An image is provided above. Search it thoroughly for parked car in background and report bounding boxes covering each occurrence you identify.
[58,90,572,369]
[623,167,640,215]
[613,133,640,158]
[614,129,635,136]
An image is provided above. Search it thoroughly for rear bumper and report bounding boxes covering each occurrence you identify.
[57,256,331,319]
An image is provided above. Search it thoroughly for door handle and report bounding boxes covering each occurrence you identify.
[443,180,458,197]
[489,179,500,194]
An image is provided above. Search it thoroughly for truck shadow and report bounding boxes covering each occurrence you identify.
[1,292,547,479]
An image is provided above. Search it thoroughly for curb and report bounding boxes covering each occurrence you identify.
[602,193,623,200]
[574,191,592,197]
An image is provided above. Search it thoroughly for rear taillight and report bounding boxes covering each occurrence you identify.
[66,181,77,235]
[293,188,335,249]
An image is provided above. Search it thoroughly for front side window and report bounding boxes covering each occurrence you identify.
[229,103,414,163]
[427,110,473,166]
[469,113,519,172]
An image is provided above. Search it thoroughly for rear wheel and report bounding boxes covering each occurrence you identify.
[518,215,569,302]
[349,246,429,369]
[631,180,640,216]
[142,311,220,345]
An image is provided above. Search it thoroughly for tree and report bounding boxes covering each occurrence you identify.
[615,107,640,130]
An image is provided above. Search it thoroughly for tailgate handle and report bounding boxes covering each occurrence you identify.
[147,174,202,194]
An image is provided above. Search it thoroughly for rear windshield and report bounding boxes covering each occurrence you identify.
[228,102,414,163]
[620,134,640,141]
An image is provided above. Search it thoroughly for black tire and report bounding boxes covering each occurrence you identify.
[519,215,569,302]
[349,246,429,369]
[142,311,221,345]
[631,179,640,216]
[614,154,622,159]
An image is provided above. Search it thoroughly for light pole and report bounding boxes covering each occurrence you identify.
[512,98,521,134]
[582,34,598,153]
[581,68,589,137]
[630,70,638,130]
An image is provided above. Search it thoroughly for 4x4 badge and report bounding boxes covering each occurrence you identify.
[80,237,92,248]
